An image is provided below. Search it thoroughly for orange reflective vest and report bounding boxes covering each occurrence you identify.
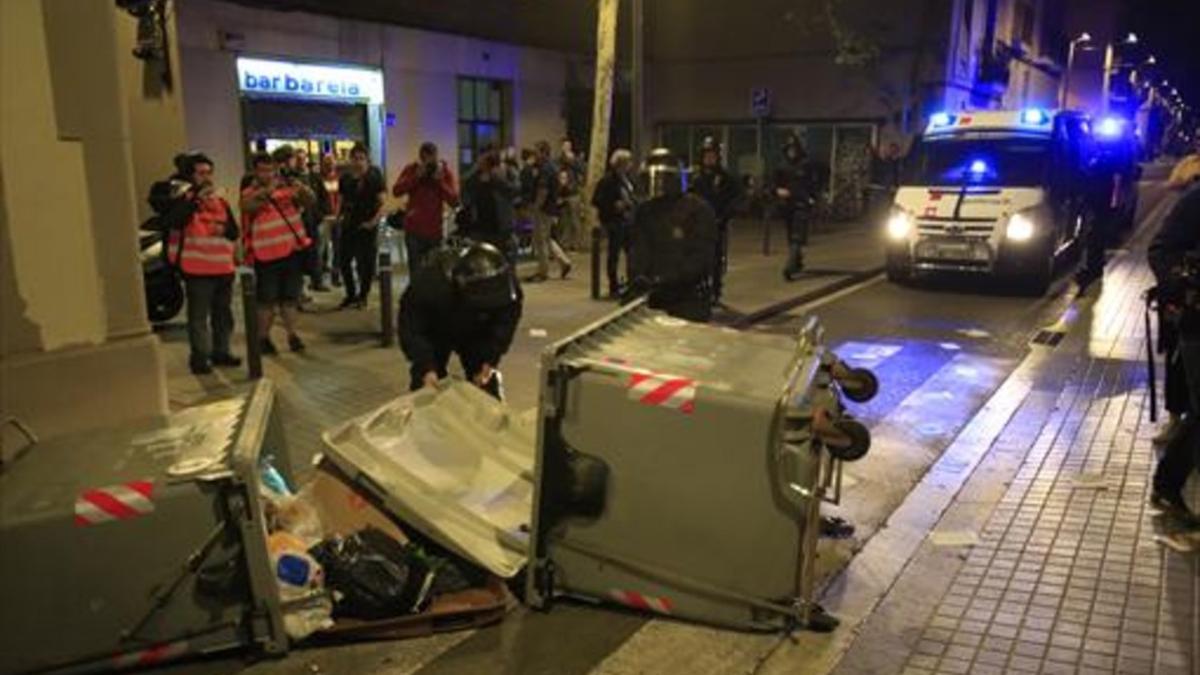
[242,186,310,264]
[167,196,237,276]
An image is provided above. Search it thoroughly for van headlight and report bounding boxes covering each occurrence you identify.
[886,210,914,240]
[1005,212,1036,242]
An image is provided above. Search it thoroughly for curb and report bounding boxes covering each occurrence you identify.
[728,266,886,329]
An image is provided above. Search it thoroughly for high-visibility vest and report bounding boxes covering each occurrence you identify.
[167,196,236,276]
[242,186,310,264]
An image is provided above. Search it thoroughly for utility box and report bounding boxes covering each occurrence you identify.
[323,300,875,632]
[0,382,291,674]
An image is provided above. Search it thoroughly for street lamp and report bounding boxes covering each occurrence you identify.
[1059,32,1092,108]
[1102,33,1140,113]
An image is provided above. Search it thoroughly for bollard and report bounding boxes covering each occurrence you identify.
[379,248,395,347]
[240,269,263,380]
[590,226,603,300]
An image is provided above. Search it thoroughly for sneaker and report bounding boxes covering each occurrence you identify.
[189,359,213,375]
[211,353,242,368]
[560,263,573,280]
[260,338,278,356]
[288,334,306,353]
[819,515,856,539]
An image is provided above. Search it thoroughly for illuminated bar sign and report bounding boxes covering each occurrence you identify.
[236,57,384,104]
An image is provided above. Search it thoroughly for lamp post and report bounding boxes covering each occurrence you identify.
[1101,32,1138,114]
[1059,32,1092,108]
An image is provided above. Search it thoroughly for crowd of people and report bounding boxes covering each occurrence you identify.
[145,133,887,390]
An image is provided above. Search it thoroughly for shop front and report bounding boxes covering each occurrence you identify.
[236,56,386,168]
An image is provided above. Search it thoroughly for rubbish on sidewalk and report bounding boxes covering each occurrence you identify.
[528,328,549,338]
[929,530,980,547]
[956,328,991,339]
[1153,533,1198,554]
[311,527,435,620]
[322,299,878,632]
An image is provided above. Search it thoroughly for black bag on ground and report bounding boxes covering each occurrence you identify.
[311,527,434,620]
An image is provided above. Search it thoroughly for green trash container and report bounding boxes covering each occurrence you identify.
[0,381,292,674]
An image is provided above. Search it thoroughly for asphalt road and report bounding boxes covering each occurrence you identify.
[159,166,1177,675]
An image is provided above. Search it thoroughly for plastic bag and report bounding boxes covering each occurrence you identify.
[311,527,435,620]
[268,532,333,640]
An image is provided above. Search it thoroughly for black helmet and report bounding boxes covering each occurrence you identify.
[700,136,722,156]
[782,135,806,162]
[642,147,688,197]
[453,242,518,310]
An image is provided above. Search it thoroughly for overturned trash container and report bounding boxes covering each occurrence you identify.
[322,299,877,632]
[0,382,291,675]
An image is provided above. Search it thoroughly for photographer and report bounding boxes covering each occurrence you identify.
[461,143,522,264]
[154,152,242,375]
[241,152,316,355]
[1148,166,1200,528]
[392,141,458,270]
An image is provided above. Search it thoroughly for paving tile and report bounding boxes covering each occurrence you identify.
[1044,646,1080,664]
[1082,638,1118,656]
[934,658,972,674]
[974,650,1009,667]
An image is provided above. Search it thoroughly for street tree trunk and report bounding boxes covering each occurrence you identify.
[583,0,619,247]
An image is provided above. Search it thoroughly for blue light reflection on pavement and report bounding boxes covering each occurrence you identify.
[833,339,964,426]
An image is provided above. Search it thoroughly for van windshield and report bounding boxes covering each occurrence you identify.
[905,136,1051,187]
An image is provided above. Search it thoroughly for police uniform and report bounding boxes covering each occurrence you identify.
[630,179,719,322]
[774,145,820,279]
[399,243,523,399]
[691,150,740,303]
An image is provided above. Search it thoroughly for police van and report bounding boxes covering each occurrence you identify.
[885,108,1096,294]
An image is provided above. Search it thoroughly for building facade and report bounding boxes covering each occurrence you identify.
[175,0,574,197]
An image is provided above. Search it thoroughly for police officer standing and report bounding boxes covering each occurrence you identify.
[399,242,523,399]
[1148,165,1200,528]
[691,136,740,304]
[628,148,719,323]
[773,137,821,280]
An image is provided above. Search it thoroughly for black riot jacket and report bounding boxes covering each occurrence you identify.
[1149,183,1200,337]
[691,165,740,222]
[398,260,523,375]
[630,192,718,289]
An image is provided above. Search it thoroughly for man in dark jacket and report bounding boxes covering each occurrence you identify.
[592,148,637,298]
[691,136,740,303]
[1147,177,1200,528]
[338,143,386,309]
[461,144,522,264]
[774,137,822,280]
[399,242,523,399]
[629,148,718,323]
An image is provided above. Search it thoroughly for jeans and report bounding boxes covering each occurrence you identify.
[561,195,584,249]
[184,274,234,364]
[533,210,570,277]
[340,227,378,302]
[1154,336,1200,498]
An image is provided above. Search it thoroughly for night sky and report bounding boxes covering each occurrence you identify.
[1126,0,1198,117]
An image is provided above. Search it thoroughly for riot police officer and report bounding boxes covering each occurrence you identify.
[773,137,821,280]
[628,148,719,323]
[399,242,523,399]
[1148,170,1200,528]
[691,136,740,304]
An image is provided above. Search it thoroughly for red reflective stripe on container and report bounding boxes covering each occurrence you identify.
[627,371,697,414]
[75,480,156,526]
[112,640,189,669]
[609,589,673,615]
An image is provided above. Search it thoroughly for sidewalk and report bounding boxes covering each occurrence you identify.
[159,216,883,473]
[760,210,1198,674]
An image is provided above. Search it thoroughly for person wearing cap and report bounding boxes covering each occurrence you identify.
[628,148,718,322]
[393,141,459,271]
[398,242,523,399]
[154,152,242,374]
[691,136,740,304]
